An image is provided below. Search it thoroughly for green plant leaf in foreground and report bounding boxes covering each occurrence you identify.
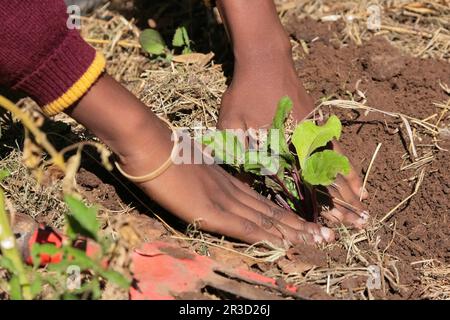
[200,130,244,165]
[0,169,10,181]
[8,275,22,300]
[269,96,294,162]
[99,270,131,289]
[64,196,99,241]
[292,115,342,167]
[139,29,166,55]
[302,150,350,186]
[244,150,280,176]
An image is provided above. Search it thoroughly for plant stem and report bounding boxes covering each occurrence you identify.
[271,175,304,214]
[0,95,66,171]
[0,187,32,300]
[292,167,304,201]
[274,194,293,212]
[310,186,319,223]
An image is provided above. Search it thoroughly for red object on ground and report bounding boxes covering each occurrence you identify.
[25,226,101,266]
[25,226,64,265]
[23,228,299,300]
[130,241,298,300]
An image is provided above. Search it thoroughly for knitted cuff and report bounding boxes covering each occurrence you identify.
[12,30,106,116]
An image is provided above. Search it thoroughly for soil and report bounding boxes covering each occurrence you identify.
[286,16,450,298]
[41,16,449,300]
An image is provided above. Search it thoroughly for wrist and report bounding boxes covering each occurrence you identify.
[233,33,293,67]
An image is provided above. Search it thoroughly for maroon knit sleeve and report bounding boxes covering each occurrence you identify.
[0,0,105,115]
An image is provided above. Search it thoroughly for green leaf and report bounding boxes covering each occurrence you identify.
[33,243,61,256]
[47,260,71,273]
[273,96,293,131]
[90,279,102,300]
[172,27,185,47]
[99,270,131,289]
[31,243,62,269]
[182,26,190,46]
[200,130,244,165]
[65,247,96,269]
[62,293,79,300]
[182,46,192,54]
[0,256,16,274]
[284,178,299,199]
[30,276,43,298]
[64,195,99,241]
[302,150,350,186]
[0,169,10,181]
[292,115,342,168]
[8,275,22,300]
[244,151,279,176]
[268,97,294,162]
[139,29,166,55]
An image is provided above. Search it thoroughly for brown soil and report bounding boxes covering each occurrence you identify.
[286,17,450,298]
[57,16,449,300]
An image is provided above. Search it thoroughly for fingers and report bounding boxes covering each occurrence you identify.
[225,176,335,244]
[225,162,335,243]
[200,210,285,247]
[229,176,305,222]
[229,200,331,245]
[323,176,369,229]
[333,143,368,200]
[216,116,245,131]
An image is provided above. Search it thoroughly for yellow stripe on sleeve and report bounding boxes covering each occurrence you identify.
[42,52,106,116]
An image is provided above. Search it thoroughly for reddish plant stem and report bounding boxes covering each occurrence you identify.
[270,174,304,215]
[310,186,319,222]
[292,167,304,201]
[275,194,293,212]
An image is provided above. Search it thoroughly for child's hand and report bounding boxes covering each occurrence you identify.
[128,155,335,246]
[217,52,369,229]
[69,75,335,246]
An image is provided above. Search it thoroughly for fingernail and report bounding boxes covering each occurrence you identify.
[360,211,370,221]
[360,187,369,198]
[356,216,369,227]
[328,208,343,222]
[320,227,334,241]
[313,234,323,244]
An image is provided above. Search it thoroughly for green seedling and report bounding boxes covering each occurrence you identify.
[0,185,130,300]
[172,26,192,54]
[140,26,193,59]
[139,28,166,56]
[199,96,350,222]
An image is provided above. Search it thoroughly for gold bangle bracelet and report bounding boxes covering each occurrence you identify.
[114,117,178,183]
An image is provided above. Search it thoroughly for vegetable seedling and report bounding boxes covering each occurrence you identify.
[200,96,350,222]
[140,26,193,60]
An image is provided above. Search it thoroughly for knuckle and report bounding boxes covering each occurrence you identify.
[205,201,228,219]
[268,206,284,221]
[259,213,274,230]
[241,219,258,234]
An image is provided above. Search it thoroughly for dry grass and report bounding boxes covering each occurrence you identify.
[277,0,450,62]
[419,261,450,299]
[0,149,67,229]
[137,64,226,128]
[1,0,449,300]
